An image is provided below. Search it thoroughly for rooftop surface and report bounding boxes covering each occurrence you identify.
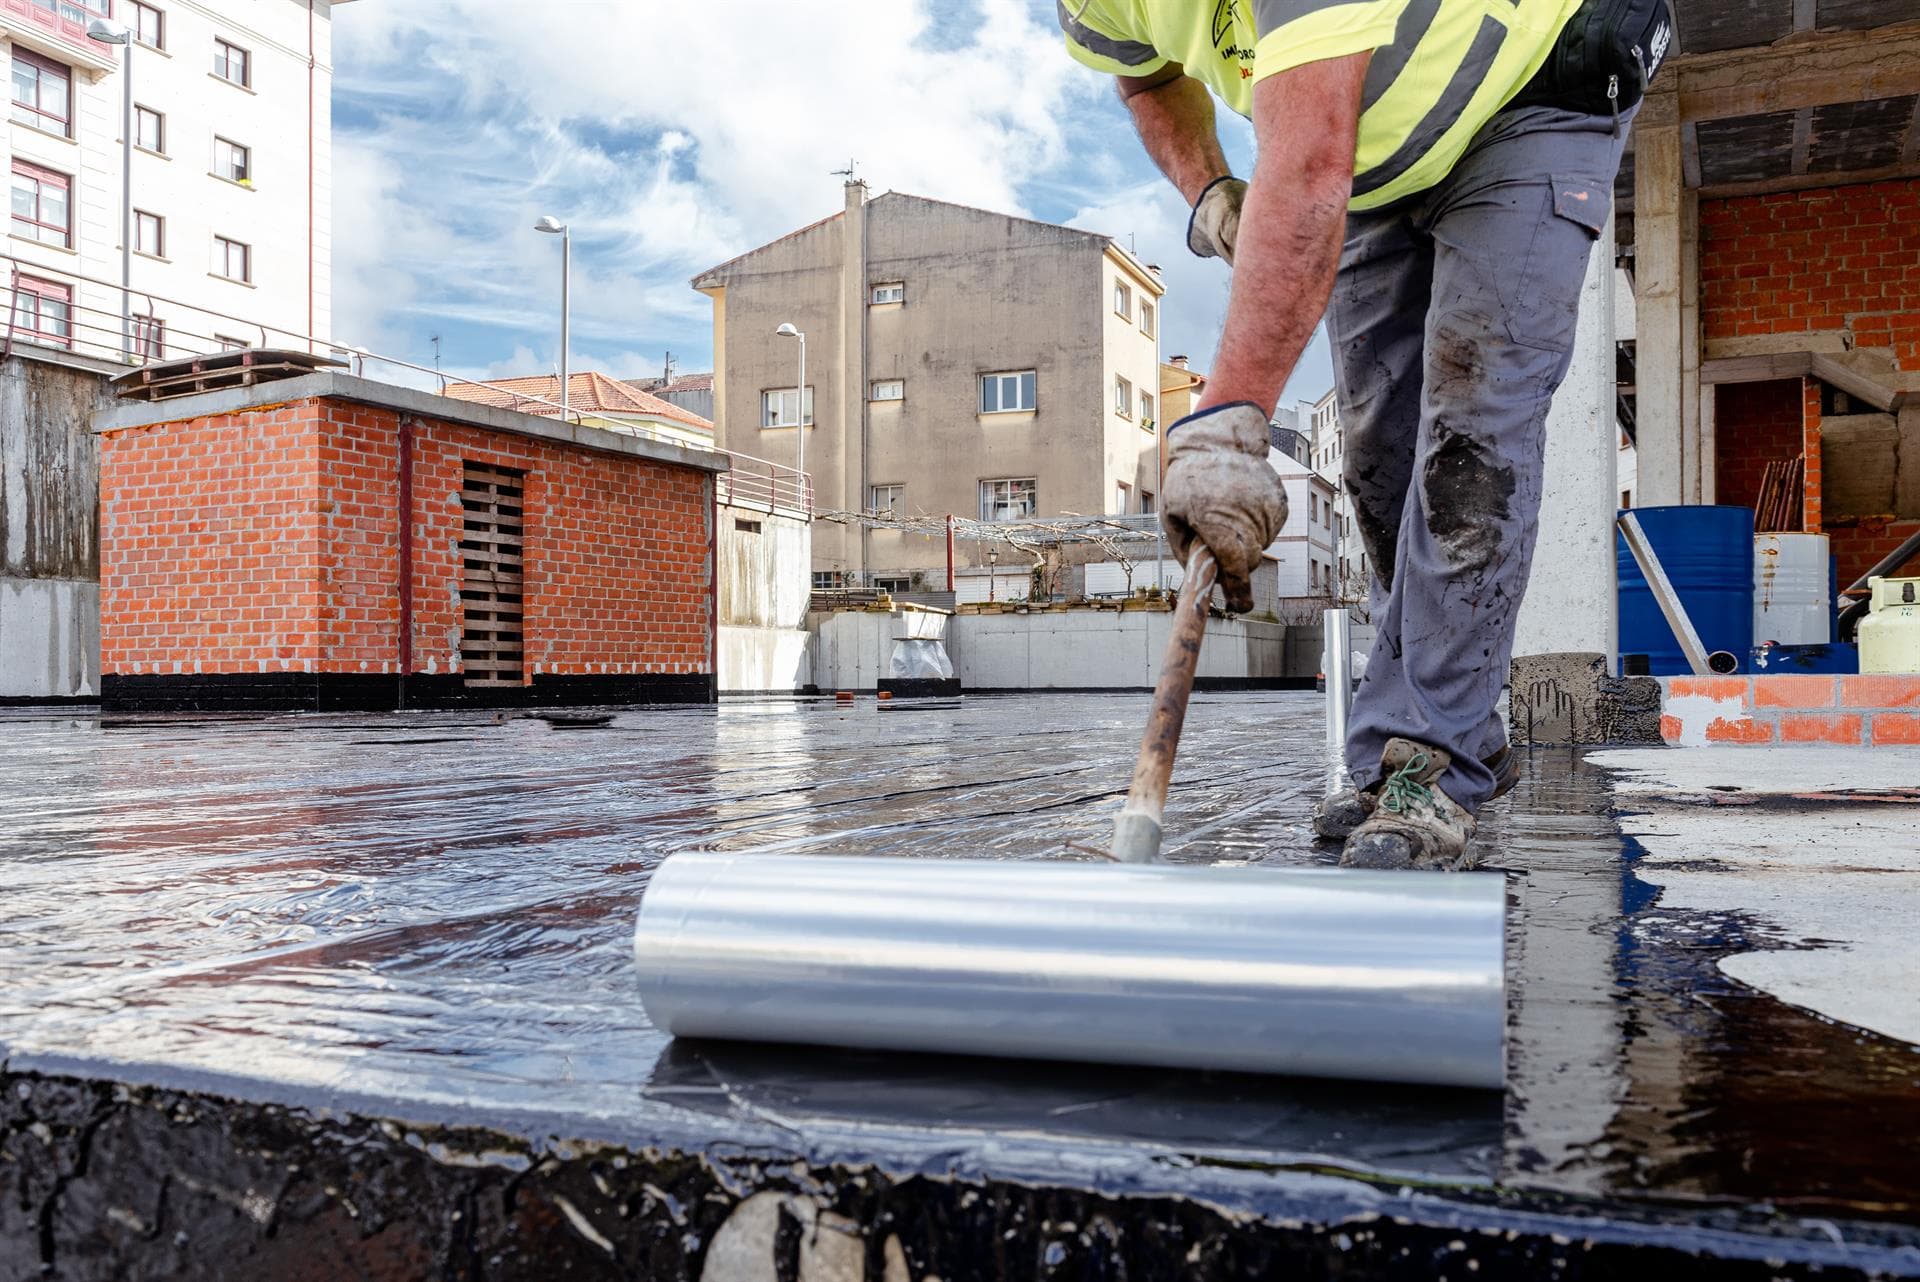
[3,694,1919,1275]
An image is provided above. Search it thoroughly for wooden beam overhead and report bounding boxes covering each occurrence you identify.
[1697,157,1920,199]
[1905,95,1920,165]
[1790,107,1814,175]
[1675,21,1920,122]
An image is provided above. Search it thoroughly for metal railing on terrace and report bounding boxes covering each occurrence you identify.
[0,253,814,517]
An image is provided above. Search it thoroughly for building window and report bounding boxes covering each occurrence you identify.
[980,478,1037,522]
[1140,299,1156,339]
[133,1,164,49]
[870,378,903,402]
[135,209,163,257]
[1310,562,1320,589]
[12,275,70,347]
[869,484,902,515]
[215,334,249,351]
[1115,481,1131,515]
[214,39,251,88]
[10,51,71,138]
[1139,390,1155,427]
[214,137,250,184]
[1113,280,1131,320]
[136,105,164,153]
[1140,490,1156,516]
[869,281,904,305]
[1114,375,1132,418]
[132,314,165,360]
[213,234,251,283]
[811,570,841,591]
[760,386,813,427]
[11,162,70,248]
[873,575,911,594]
[979,369,1036,414]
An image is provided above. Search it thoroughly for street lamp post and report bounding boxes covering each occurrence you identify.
[534,216,570,416]
[86,19,133,360]
[775,323,806,477]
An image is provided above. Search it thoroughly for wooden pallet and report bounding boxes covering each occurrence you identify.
[460,463,527,689]
[109,348,347,403]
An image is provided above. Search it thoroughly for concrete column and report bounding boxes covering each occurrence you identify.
[1631,92,1703,506]
[1514,214,1620,660]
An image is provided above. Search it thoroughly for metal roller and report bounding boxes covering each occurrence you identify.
[633,852,1506,1090]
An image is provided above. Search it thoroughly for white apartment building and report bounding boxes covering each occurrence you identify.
[3,0,336,361]
[1302,386,1366,598]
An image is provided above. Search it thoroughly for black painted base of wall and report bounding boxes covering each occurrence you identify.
[878,678,962,699]
[0,693,100,707]
[101,671,716,713]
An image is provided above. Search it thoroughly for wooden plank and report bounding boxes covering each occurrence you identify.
[1811,354,1900,413]
[460,657,524,673]
[457,528,525,548]
[1700,352,1813,385]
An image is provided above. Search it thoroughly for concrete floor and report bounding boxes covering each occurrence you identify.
[3,694,1919,1278]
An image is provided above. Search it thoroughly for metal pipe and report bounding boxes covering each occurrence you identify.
[119,41,133,360]
[396,415,414,710]
[945,514,956,593]
[1323,607,1353,757]
[634,852,1506,1090]
[558,228,570,418]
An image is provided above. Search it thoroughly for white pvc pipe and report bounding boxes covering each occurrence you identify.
[634,852,1506,1090]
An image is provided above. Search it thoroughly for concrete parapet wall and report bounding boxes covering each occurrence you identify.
[0,577,98,699]
[948,609,1287,691]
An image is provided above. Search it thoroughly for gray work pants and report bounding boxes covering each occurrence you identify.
[1330,105,1631,811]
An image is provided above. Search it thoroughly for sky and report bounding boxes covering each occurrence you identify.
[329,0,1335,411]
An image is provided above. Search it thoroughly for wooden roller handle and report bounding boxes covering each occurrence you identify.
[1110,548,1218,863]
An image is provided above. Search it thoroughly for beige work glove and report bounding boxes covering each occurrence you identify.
[1161,403,1289,613]
[1186,176,1247,264]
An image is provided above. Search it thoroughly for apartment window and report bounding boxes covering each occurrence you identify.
[136,105,163,153]
[979,369,1036,414]
[213,234,251,283]
[869,281,904,305]
[869,484,903,515]
[132,314,165,360]
[215,334,249,351]
[133,1,164,49]
[1140,490,1156,516]
[1139,391,1155,426]
[980,478,1037,522]
[135,209,163,257]
[874,575,911,594]
[1113,280,1131,320]
[11,162,70,248]
[1114,374,1132,418]
[870,378,904,402]
[1115,481,1131,515]
[214,39,251,88]
[1310,562,1320,590]
[214,137,250,184]
[811,571,840,591]
[1139,299,1156,339]
[11,51,71,138]
[12,275,70,347]
[760,386,813,427]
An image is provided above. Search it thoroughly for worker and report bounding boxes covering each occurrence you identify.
[1061,0,1670,870]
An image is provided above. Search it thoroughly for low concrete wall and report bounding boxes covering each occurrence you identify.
[809,609,948,692]
[716,504,811,694]
[948,610,1288,690]
[0,577,97,699]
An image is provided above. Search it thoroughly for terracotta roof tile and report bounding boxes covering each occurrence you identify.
[442,372,713,432]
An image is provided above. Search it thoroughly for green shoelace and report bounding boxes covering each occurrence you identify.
[1379,750,1434,816]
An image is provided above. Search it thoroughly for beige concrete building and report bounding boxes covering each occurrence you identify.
[693,182,1166,588]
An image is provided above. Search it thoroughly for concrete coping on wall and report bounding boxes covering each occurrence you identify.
[88,369,731,476]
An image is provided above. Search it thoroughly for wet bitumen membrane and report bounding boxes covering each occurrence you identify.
[3,693,1919,1279]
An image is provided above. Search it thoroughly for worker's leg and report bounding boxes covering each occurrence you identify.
[1345,106,1630,812]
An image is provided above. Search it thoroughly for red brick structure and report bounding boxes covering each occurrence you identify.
[1659,675,1920,748]
[95,375,725,711]
[1699,177,1920,583]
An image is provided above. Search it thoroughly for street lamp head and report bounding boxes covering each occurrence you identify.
[775,323,801,339]
[86,17,131,43]
[533,215,566,234]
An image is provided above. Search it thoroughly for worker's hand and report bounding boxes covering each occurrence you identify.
[1186,176,1247,264]
[1161,403,1288,612]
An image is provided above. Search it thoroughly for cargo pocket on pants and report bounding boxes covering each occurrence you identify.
[1503,174,1613,353]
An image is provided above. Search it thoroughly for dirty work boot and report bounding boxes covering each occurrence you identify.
[1339,739,1479,871]
[1313,743,1518,841]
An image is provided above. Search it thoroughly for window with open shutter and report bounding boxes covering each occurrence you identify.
[460,462,525,688]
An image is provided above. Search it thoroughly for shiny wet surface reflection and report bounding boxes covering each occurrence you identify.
[0,694,1914,1228]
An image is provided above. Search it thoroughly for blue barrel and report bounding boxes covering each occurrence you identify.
[1617,506,1755,675]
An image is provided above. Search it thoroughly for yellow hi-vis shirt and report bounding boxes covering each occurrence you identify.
[1058,0,1586,211]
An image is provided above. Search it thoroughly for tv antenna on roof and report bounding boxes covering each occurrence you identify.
[831,159,859,182]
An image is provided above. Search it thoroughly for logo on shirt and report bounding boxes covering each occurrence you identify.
[1211,0,1255,75]
[1210,0,1237,46]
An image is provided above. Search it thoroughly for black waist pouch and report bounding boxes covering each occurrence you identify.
[1512,0,1676,121]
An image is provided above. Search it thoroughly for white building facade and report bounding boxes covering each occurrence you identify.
[3,0,336,361]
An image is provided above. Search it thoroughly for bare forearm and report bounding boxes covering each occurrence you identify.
[1197,169,1349,413]
[1120,72,1231,205]
[1195,55,1367,414]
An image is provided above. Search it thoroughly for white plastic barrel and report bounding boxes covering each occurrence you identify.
[1753,534,1831,646]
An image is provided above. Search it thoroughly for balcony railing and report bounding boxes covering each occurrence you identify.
[1,0,117,64]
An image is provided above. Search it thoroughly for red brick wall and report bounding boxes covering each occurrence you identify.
[1700,178,1920,366]
[1830,518,1920,596]
[101,396,714,682]
[1711,379,1802,515]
